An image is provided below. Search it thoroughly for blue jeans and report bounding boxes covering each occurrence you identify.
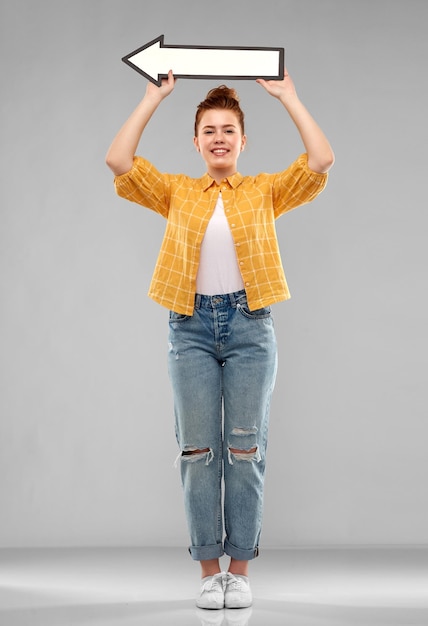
[168,290,278,561]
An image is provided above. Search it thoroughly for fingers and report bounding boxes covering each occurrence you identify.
[256,69,290,91]
[163,70,176,92]
[167,69,177,85]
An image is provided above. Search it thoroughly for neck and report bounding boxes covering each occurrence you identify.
[208,168,237,185]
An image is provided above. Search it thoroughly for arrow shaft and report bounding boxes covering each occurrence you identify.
[159,47,281,77]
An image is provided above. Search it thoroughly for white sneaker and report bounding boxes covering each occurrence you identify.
[196,572,225,610]
[224,573,252,609]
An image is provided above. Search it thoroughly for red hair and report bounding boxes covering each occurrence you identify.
[194,85,245,135]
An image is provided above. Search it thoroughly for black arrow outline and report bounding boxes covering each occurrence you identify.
[122,35,285,86]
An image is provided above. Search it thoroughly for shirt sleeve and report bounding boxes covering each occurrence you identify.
[272,153,328,219]
[113,156,171,218]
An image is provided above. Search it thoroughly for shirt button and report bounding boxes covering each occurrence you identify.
[236,242,241,247]
[245,282,250,287]
[231,223,236,228]
[240,261,244,266]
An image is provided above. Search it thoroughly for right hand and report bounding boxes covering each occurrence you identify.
[145,69,176,101]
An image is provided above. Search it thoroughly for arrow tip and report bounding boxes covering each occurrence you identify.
[122,35,165,85]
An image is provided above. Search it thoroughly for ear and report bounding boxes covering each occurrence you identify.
[241,134,247,151]
[193,136,200,152]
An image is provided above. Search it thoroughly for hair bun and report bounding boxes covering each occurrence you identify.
[205,85,240,103]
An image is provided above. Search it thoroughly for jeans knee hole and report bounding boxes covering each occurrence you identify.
[180,447,214,465]
[227,445,261,464]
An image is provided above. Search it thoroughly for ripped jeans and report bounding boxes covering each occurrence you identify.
[168,290,277,561]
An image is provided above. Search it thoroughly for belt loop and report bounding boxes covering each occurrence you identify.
[194,293,201,309]
[230,289,245,308]
[230,291,239,308]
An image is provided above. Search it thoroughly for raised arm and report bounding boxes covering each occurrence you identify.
[105,71,176,176]
[257,69,334,174]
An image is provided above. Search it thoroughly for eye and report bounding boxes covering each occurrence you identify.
[225,129,235,134]
[203,130,214,134]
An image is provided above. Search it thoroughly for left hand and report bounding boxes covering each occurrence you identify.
[256,68,297,101]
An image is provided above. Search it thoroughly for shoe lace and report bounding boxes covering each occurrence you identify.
[202,572,224,592]
[226,573,243,591]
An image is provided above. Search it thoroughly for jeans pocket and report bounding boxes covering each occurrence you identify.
[169,310,191,323]
[237,303,272,320]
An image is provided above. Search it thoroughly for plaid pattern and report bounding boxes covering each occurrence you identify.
[114,153,328,315]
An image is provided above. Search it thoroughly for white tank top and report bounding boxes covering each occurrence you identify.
[196,193,244,295]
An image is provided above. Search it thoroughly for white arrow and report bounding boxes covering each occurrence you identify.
[122,35,284,86]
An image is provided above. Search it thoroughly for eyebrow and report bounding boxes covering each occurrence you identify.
[201,124,237,130]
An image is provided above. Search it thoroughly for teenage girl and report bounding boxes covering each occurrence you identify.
[106,68,334,609]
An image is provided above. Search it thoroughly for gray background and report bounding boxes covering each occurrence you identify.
[1,0,427,548]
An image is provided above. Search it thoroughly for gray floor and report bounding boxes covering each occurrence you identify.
[0,547,427,625]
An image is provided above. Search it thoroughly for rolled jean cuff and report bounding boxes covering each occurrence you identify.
[188,543,224,561]
[224,539,260,561]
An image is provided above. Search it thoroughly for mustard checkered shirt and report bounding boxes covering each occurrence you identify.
[114,153,328,315]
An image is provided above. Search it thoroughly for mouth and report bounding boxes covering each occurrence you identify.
[211,149,229,156]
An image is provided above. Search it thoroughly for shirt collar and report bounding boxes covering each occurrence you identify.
[199,171,244,191]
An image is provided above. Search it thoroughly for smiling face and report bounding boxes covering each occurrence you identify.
[194,109,246,182]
